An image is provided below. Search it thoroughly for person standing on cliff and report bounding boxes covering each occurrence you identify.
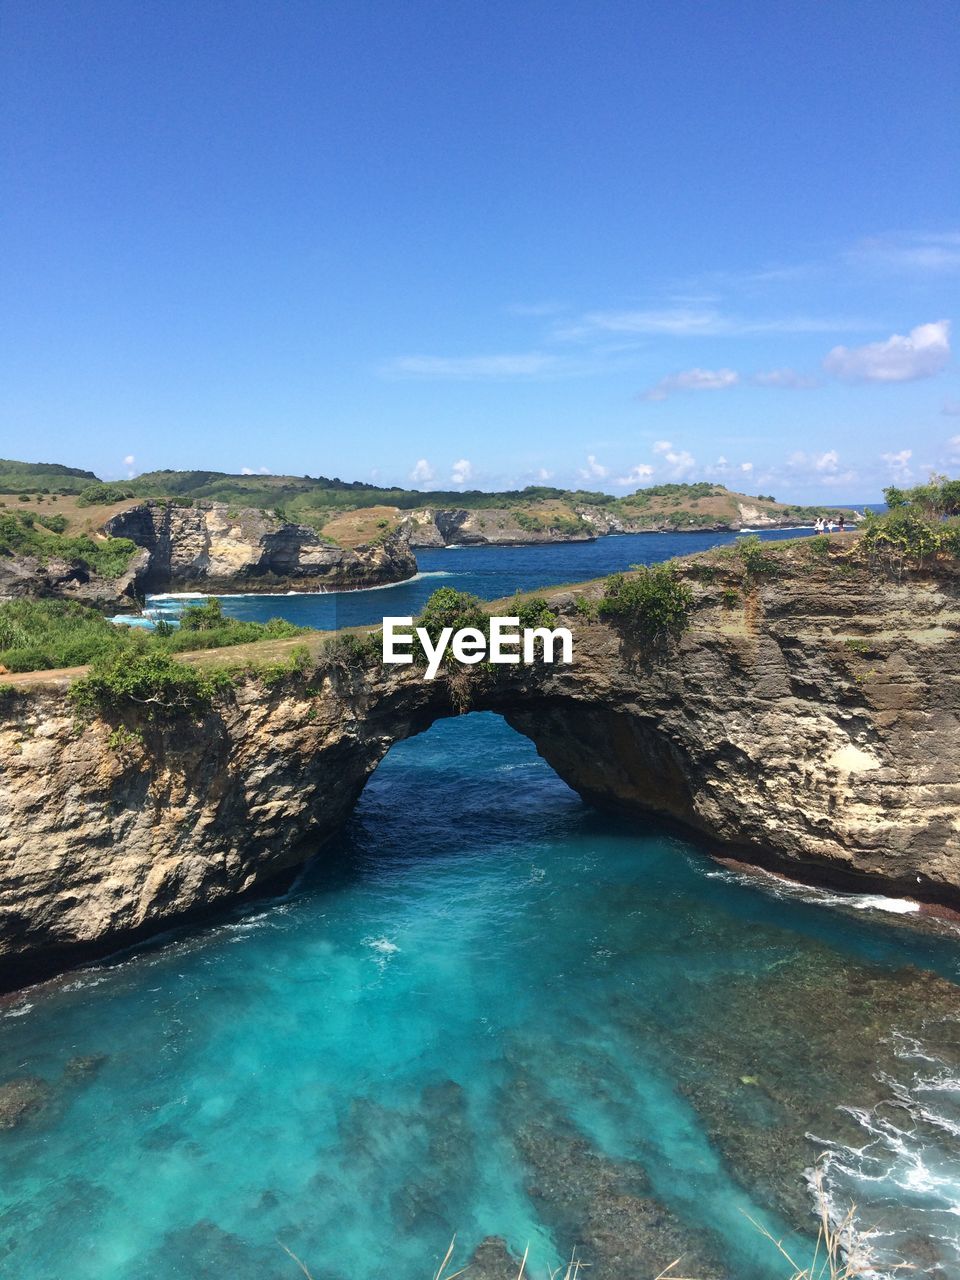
[838,514,845,532]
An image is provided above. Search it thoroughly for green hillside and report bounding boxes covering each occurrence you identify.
[0,458,99,494]
[0,459,852,539]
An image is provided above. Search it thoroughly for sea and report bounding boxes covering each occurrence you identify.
[3,527,958,1279]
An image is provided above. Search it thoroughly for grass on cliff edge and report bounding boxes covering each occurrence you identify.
[0,597,309,674]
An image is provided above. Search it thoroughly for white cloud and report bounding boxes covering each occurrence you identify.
[578,454,609,480]
[123,454,135,467]
[240,465,271,475]
[642,367,739,402]
[615,464,655,487]
[751,368,819,389]
[814,450,840,474]
[535,467,553,481]
[947,435,960,458]
[784,451,858,488]
[740,462,754,474]
[450,458,473,486]
[881,449,913,480]
[559,308,861,342]
[823,320,951,383]
[849,232,960,274]
[410,458,435,485]
[650,441,697,477]
[382,353,556,379]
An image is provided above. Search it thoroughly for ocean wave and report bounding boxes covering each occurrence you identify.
[809,1043,960,1277]
[2,1001,34,1018]
[706,864,922,916]
[145,569,453,606]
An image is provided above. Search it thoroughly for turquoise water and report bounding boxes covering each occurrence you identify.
[8,528,960,1277]
[3,714,960,1278]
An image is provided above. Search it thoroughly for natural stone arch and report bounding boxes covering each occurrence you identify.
[2,555,959,990]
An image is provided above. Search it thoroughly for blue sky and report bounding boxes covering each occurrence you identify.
[1,1,958,501]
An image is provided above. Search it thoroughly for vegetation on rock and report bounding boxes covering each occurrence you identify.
[862,475,960,570]
[599,565,693,639]
[69,649,232,719]
[0,510,137,578]
[0,597,307,673]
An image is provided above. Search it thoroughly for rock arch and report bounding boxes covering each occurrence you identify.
[1,558,959,990]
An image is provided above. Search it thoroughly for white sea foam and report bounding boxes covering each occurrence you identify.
[364,937,399,955]
[810,1042,960,1277]
[706,865,922,916]
[146,569,449,604]
[2,1001,33,1017]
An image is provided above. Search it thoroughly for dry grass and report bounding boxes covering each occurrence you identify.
[0,493,136,536]
[743,1168,912,1279]
[320,505,401,548]
[277,1172,913,1280]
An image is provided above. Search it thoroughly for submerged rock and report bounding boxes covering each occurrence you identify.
[499,1067,726,1279]
[64,1052,108,1079]
[465,1236,527,1280]
[0,1076,51,1129]
[654,949,960,1271]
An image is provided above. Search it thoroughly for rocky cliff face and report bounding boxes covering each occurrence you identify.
[404,503,837,546]
[0,546,149,608]
[1,548,958,989]
[105,501,417,593]
[403,507,594,546]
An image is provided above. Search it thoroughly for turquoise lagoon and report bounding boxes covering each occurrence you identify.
[3,532,959,1278]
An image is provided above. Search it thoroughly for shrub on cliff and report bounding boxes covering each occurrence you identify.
[0,510,137,578]
[417,587,489,643]
[69,650,232,719]
[320,630,381,671]
[76,482,137,506]
[883,475,960,518]
[599,565,692,640]
[863,474,960,569]
[736,534,780,577]
[512,594,558,630]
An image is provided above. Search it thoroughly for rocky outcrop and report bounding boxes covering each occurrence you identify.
[0,548,958,989]
[0,545,150,609]
[104,501,417,593]
[403,508,594,546]
[403,503,849,546]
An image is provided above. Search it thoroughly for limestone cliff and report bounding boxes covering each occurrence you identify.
[403,507,594,546]
[105,501,417,593]
[0,547,958,989]
[404,500,848,546]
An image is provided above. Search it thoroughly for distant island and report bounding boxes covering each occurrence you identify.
[0,457,859,602]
